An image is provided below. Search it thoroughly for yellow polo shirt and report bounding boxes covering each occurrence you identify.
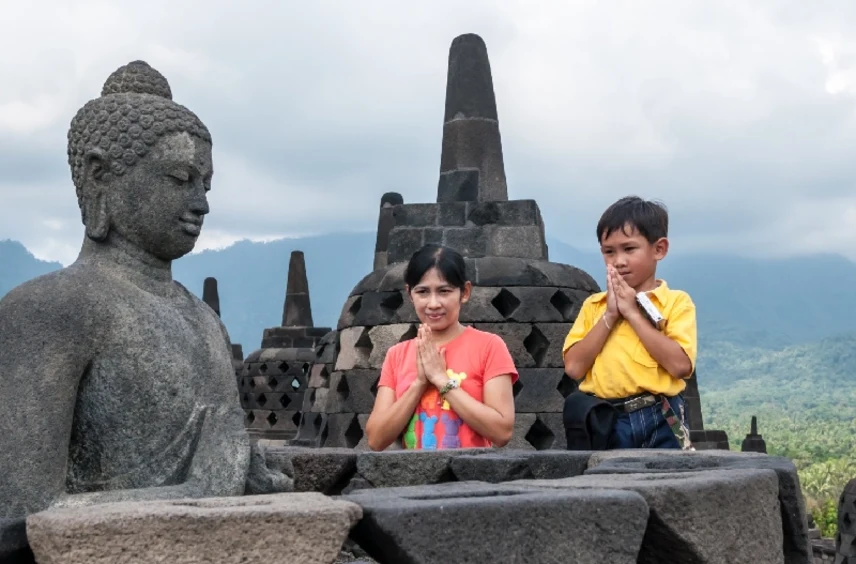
[562,280,697,399]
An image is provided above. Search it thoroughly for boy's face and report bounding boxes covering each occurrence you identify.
[599,223,668,290]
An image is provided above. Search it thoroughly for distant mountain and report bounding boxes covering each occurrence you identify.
[0,240,62,296]
[4,234,856,358]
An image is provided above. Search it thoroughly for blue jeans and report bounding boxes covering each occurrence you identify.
[609,395,686,449]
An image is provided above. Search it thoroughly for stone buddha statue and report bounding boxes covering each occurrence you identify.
[0,61,289,548]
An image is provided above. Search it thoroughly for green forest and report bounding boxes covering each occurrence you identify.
[700,334,856,537]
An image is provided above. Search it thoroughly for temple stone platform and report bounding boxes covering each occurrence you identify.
[19,448,809,563]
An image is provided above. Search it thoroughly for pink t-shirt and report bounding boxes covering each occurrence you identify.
[378,326,518,449]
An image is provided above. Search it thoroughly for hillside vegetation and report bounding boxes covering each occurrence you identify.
[700,334,856,536]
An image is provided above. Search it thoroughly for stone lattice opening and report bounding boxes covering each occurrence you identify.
[491,288,521,319]
[354,327,374,356]
[336,373,350,402]
[302,362,311,375]
[556,374,577,398]
[291,377,302,392]
[512,379,524,397]
[268,376,279,389]
[370,375,380,396]
[246,411,255,424]
[345,415,364,448]
[278,361,289,373]
[292,412,302,427]
[349,296,363,316]
[257,393,268,407]
[549,290,574,321]
[380,291,404,315]
[267,412,277,426]
[524,417,555,450]
[279,394,291,409]
[523,326,550,367]
[259,363,268,373]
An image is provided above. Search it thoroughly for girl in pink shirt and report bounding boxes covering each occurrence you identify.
[365,244,518,450]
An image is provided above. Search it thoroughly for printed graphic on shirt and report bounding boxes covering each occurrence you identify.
[406,368,469,449]
[403,413,418,449]
[441,370,467,410]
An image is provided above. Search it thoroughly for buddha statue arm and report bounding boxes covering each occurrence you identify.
[0,282,97,518]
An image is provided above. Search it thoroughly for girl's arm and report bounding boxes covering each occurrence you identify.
[365,380,428,451]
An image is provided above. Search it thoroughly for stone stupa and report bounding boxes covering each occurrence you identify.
[238,251,331,441]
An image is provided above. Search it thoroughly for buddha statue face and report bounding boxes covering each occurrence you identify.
[85,131,213,261]
[68,60,214,261]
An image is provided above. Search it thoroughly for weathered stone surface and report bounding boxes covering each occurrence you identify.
[367,324,414,368]
[355,449,493,488]
[442,226,488,257]
[516,469,785,564]
[514,368,566,413]
[335,327,372,370]
[0,518,31,563]
[450,453,533,482]
[27,493,362,564]
[386,227,425,264]
[485,225,547,260]
[586,450,810,564]
[391,203,439,227]
[502,413,537,450]
[345,480,648,564]
[325,413,364,449]
[523,450,592,479]
[467,200,540,226]
[264,447,358,495]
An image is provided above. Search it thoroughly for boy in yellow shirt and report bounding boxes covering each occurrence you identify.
[562,196,696,449]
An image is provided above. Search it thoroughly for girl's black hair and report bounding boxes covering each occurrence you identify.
[404,244,468,290]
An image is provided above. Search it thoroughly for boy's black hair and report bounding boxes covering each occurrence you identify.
[596,196,669,244]
[404,244,468,290]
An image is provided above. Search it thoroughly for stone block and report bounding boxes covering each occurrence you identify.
[392,203,438,227]
[513,368,566,413]
[264,447,358,495]
[354,291,411,327]
[443,226,487,257]
[423,227,443,245]
[458,286,506,323]
[501,412,537,450]
[355,449,492,488]
[437,168,479,202]
[524,450,592,479]
[437,202,467,226]
[585,451,809,564]
[345,481,648,564]
[26,493,362,564]
[335,327,372,371]
[450,453,533,482]
[340,370,380,414]
[325,413,364,449]
[386,227,425,265]
[367,324,414,369]
[308,363,330,388]
[690,429,730,450]
[533,322,573,368]
[515,469,784,564]
[485,225,547,260]
[472,323,538,368]
[466,199,541,227]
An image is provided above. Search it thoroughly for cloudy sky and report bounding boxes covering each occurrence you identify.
[3,0,856,265]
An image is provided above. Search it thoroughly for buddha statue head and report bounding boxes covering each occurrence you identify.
[68,60,213,261]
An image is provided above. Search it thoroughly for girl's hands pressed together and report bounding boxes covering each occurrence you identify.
[416,325,449,388]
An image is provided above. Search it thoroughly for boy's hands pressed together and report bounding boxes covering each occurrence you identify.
[608,266,640,322]
[605,266,621,327]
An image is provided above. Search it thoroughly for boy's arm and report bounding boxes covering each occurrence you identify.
[562,297,614,381]
[624,294,696,380]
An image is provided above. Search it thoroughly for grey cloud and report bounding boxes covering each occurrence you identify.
[3,1,856,264]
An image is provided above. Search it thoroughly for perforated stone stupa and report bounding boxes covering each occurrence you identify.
[239,251,331,441]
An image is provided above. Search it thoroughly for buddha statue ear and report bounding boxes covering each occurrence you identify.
[83,149,110,241]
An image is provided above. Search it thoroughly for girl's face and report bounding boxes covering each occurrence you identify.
[407,267,471,333]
